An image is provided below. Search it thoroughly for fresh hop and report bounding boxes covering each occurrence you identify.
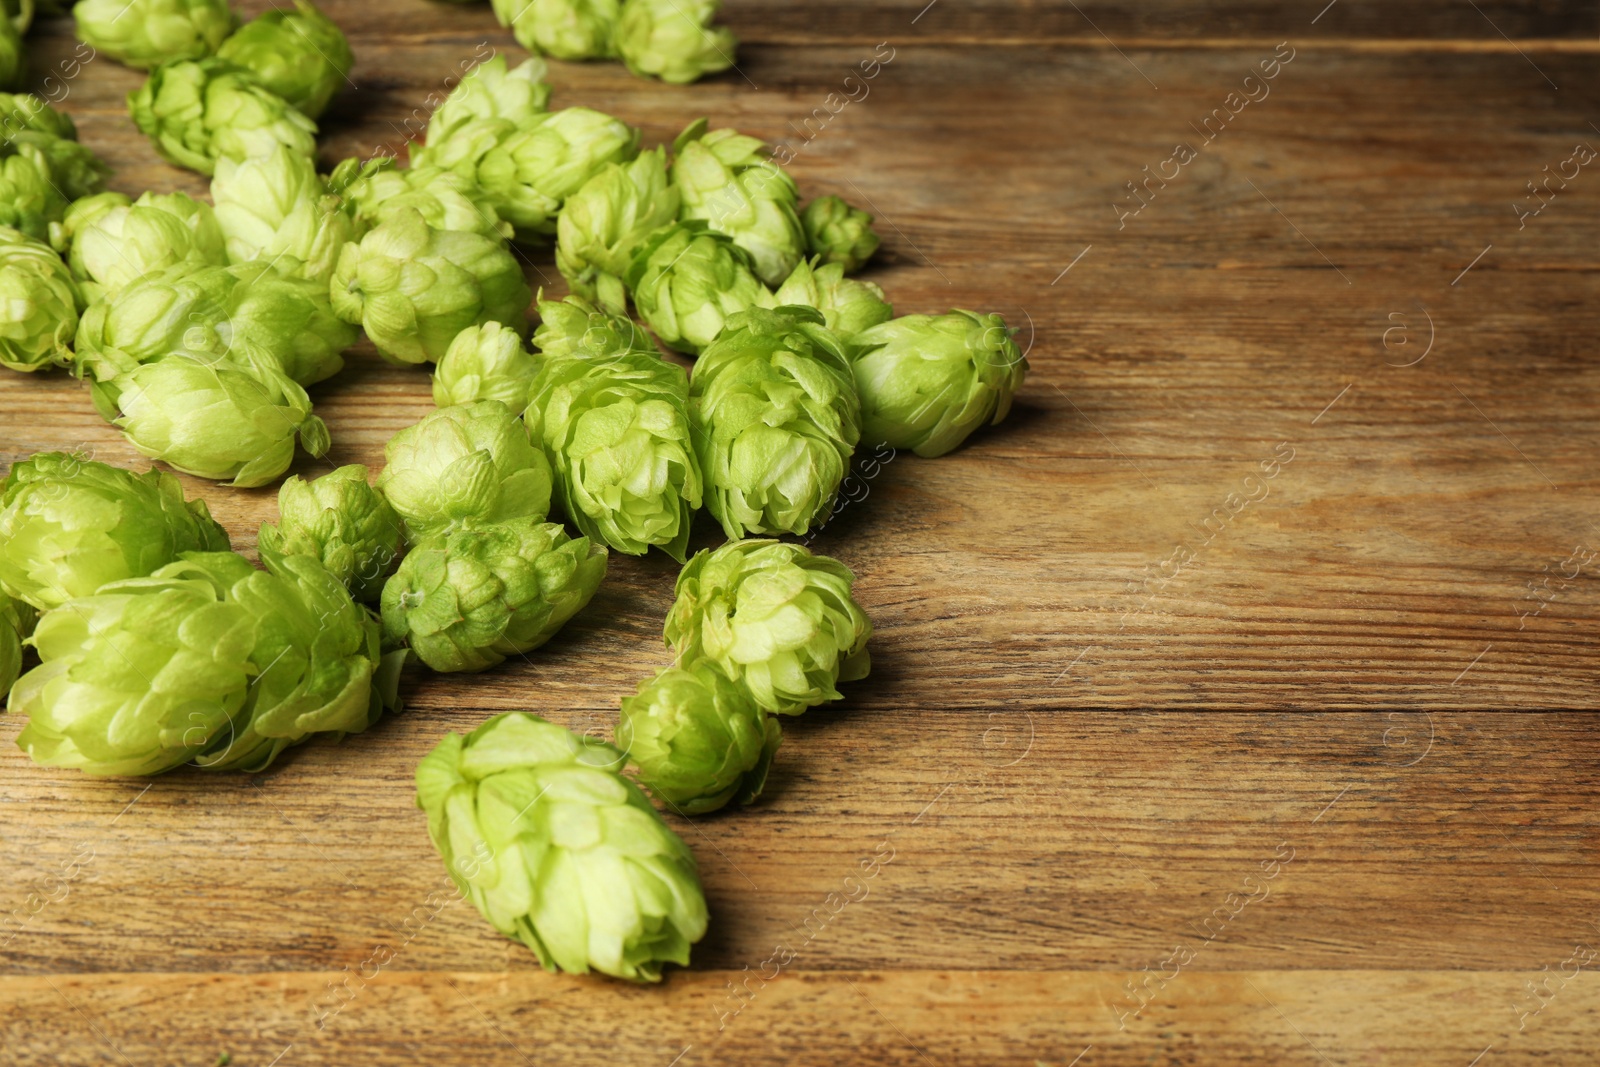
[432,321,542,409]
[773,258,892,341]
[689,306,861,539]
[556,147,679,314]
[415,712,708,981]
[665,538,872,715]
[617,661,780,815]
[489,0,620,61]
[74,0,235,70]
[381,518,606,672]
[375,400,553,541]
[625,222,770,356]
[532,292,648,360]
[849,309,1029,457]
[216,0,353,119]
[212,146,361,286]
[128,57,318,176]
[615,0,736,85]
[258,465,404,604]
[525,347,703,561]
[672,120,804,288]
[331,158,514,242]
[0,452,229,612]
[0,227,84,373]
[11,550,393,776]
[427,55,551,137]
[61,190,229,303]
[801,196,880,274]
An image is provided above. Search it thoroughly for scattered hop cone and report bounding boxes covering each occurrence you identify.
[616,0,736,85]
[689,305,861,539]
[624,222,771,356]
[0,92,80,143]
[413,109,640,239]
[488,0,621,60]
[375,400,553,541]
[330,158,513,242]
[526,348,703,561]
[0,226,84,373]
[13,133,112,202]
[433,321,542,409]
[381,518,606,672]
[414,712,707,980]
[212,146,361,286]
[0,451,230,612]
[801,196,879,274]
[64,190,229,302]
[849,309,1029,457]
[216,0,353,119]
[330,207,531,366]
[96,352,331,488]
[617,661,779,814]
[128,57,319,176]
[672,120,804,287]
[0,591,31,699]
[531,292,650,360]
[257,464,404,604]
[665,538,871,715]
[773,257,892,341]
[556,147,679,313]
[74,0,235,70]
[0,141,70,242]
[428,55,551,140]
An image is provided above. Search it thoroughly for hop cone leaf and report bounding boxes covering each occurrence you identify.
[0,141,72,242]
[258,465,404,604]
[0,93,79,143]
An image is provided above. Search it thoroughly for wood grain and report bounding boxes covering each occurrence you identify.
[4,2,1600,1065]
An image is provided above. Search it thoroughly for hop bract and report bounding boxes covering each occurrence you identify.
[128,57,318,176]
[556,147,679,313]
[849,309,1029,457]
[74,0,235,70]
[428,55,551,139]
[616,0,736,85]
[689,305,860,538]
[531,292,649,360]
[258,464,404,604]
[526,347,703,561]
[216,0,353,119]
[0,451,230,612]
[773,257,892,341]
[0,591,30,699]
[433,321,542,409]
[488,0,620,60]
[414,712,707,981]
[801,195,880,274]
[665,538,872,715]
[212,146,361,286]
[617,661,779,814]
[381,518,606,672]
[330,207,531,365]
[0,226,84,373]
[331,158,514,242]
[375,400,553,541]
[64,190,229,301]
[624,222,771,356]
[672,120,804,287]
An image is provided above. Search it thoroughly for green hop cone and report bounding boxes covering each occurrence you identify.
[0,591,31,699]
[672,120,804,287]
[257,464,404,604]
[433,320,541,409]
[414,711,707,980]
[0,92,79,143]
[665,538,871,715]
[330,158,513,242]
[624,222,771,356]
[772,257,891,341]
[555,148,679,313]
[96,353,330,488]
[375,400,553,541]
[74,0,235,70]
[800,195,879,274]
[413,109,640,239]
[0,226,84,373]
[428,55,551,140]
[0,141,70,242]
[216,0,353,119]
[531,292,649,360]
[74,261,356,388]
[330,206,531,366]
[617,661,779,815]
[65,190,229,302]
[689,305,860,539]
[12,550,389,776]
[212,146,360,286]
[128,57,319,176]
[526,348,703,561]
[0,451,230,612]
[616,0,736,85]
[488,0,620,60]
[12,132,112,202]
[381,518,606,672]
[849,309,1029,458]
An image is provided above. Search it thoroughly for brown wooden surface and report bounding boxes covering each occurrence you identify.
[5,2,1600,1065]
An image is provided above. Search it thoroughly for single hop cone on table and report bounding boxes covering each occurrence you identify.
[257,465,404,605]
[0,227,84,373]
[617,660,780,815]
[848,309,1029,458]
[432,320,543,409]
[380,518,606,673]
[772,257,892,342]
[61,190,228,303]
[0,451,230,613]
[74,0,235,70]
[427,55,551,139]
[531,292,649,360]
[664,538,872,716]
[216,0,353,120]
[671,119,805,288]
[688,305,860,539]
[624,222,772,356]
[615,0,736,86]
[212,146,362,287]
[555,147,679,314]
[800,195,880,274]
[488,0,621,61]
[128,57,318,176]
[414,711,708,981]
[329,158,513,242]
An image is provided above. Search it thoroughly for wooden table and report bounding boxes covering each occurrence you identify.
[5,2,1600,1064]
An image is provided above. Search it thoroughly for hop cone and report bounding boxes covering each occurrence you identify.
[216,0,353,119]
[331,158,514,242]
[74,0,235,70]
[128,57,318,176]
[555,147,679,313]
[428,55,551,140]
[616,0,736,85]
[0,226,83,372]
[801,196,879,274]
[772,257,891,341]
[488,0,620,60]
[531,292,650,360]
[433,321,542,409]
[672,120,803,287]
[624,222,771,356]
[258,465,404,604]
[64,190,228,301]
[212,146,361,286]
